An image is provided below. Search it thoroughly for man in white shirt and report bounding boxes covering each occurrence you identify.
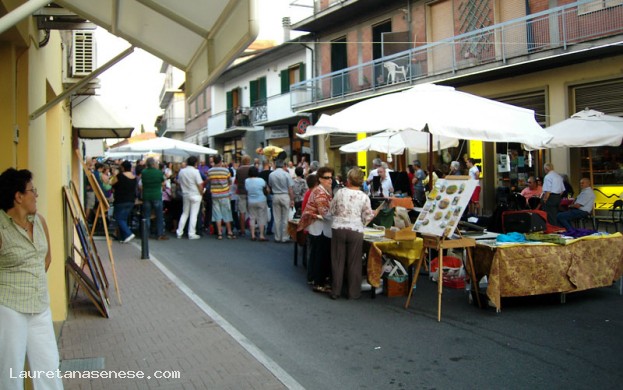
[541,162,566,225]
[371,166,393,197]
[176,156,204,239]
[556,178,595,231]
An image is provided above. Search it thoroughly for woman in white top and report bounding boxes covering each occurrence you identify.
[330,167,377,300]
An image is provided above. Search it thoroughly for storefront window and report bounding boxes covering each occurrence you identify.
[582,146,623,185]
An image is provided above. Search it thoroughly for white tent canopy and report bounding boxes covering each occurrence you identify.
[339,129,459,155]
[108,137,217,158]
[301,83,552,148]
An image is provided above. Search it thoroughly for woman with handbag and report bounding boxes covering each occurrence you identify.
[298,167,334,293]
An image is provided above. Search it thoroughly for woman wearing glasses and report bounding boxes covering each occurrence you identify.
[329,167,378,300]
[298,167,334,293]
[0,168,64,389]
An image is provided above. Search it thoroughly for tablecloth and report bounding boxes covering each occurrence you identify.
[367,237,424,288]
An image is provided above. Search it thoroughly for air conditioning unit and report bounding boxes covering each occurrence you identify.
[72,31,95,77]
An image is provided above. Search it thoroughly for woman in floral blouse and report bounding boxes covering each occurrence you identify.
[329,167,377,300]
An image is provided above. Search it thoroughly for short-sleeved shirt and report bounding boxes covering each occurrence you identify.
[177,166,203,197]
[0,211,49,313]
[113,173,137,205]
[521,186,543,199]
[292,177,308,203]
[141,167,164,201]
[469,166,480,186]
[245,177,267,205]
[542,171,565,195]
[208,166,231,199]
[268,169,293,195]
[574,187,596,213]
[236,165,252,195]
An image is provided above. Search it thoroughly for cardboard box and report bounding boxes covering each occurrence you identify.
[385,227,416,241]
[385,275,409,297]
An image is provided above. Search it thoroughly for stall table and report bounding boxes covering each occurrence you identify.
[472,233,623,311]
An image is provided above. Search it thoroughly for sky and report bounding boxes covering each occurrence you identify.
[95,0,311,136]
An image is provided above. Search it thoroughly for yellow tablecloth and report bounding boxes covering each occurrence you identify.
[367,237,424,288]
[472,233,623,310]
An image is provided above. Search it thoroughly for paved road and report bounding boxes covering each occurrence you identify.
[148,235,623,390]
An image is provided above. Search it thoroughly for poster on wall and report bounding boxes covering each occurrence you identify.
[412,177,477,238]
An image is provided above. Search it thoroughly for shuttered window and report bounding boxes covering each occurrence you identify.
[573,78,623,116]
[495,90,547,127]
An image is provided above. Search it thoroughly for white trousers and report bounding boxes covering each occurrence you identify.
[176,194,203,237]
[0,305,64,390]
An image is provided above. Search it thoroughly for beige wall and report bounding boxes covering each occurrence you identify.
[1,27,70,321]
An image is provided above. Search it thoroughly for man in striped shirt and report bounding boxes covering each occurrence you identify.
[208,155,236,239]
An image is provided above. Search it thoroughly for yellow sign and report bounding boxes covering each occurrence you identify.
[357,133,367,177]
[469,140,483,173]
[594,186,623,210]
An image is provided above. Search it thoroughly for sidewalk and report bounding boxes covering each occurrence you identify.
[58,238,290,390]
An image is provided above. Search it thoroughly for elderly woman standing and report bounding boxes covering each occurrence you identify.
[298,166,334,293]
[329,167,377,300]
[0,168,64,390]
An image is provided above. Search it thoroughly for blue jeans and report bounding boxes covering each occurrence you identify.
[114,202,135,240]
[142,199,164,237]
[557,208,588,231]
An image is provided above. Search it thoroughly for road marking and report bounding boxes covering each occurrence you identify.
[149,254,304,390]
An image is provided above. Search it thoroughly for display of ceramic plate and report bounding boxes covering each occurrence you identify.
[446,185,458,194]
[439,199,450,209]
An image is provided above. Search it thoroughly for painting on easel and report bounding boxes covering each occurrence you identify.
[412,176,477,238]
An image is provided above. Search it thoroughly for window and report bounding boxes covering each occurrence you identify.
[280,63,305,94]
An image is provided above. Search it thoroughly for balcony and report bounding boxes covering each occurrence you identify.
[291,1,623,110]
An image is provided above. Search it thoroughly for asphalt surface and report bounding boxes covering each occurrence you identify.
[145,233,623,390]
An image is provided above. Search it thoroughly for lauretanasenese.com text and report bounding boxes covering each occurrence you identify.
[10,368,182,380]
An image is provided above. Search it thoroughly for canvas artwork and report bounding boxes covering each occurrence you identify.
[412,177,477,238]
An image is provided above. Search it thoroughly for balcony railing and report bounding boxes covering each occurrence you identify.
[290,1,623,109]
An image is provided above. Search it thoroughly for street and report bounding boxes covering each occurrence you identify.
[146,235,623,390]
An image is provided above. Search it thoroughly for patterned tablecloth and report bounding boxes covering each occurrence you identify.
[367,237,424,288]
[472,233,623,310]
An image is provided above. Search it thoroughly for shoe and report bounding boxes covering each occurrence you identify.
[259,237,268,242]
[227,234,236,240]
[281,238,291,243]
[176,233,182,239]
[123,233,135,243]
[157,235,169,241]
[330,294,338,300]
[188,234,201,240]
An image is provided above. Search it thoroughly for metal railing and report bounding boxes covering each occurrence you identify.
[291,1,623,109]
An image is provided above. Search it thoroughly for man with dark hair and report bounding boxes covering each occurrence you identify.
[175,156,204,239]
[207,155,236,239]
[268,159,294,243]
[141,157,168,240]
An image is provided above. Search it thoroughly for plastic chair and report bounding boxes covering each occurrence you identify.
[384,61,408,83]
[596,199,623,232]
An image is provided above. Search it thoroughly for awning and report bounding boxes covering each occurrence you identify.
[55,0,259,99]
[72,96,134,139]
[212,127,249,139]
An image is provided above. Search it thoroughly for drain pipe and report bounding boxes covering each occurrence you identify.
[0,0,51,35]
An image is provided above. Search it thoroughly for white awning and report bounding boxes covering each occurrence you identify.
[56,0,259,99]
[72,96,134,139]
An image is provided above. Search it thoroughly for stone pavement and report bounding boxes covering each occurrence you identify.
[58,238,292,390]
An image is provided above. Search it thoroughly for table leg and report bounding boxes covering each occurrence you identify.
[293,241,298,266]
[404,247,427,309]
[437,248,443,322]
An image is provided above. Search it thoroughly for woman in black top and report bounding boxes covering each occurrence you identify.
[110,160,137,243]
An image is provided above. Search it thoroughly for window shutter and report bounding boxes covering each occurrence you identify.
[281,69,289,93]
[258,77,267,101]
[299,63,306,81]
[226,91,233,111]
[250,80,258,106]
[573,78,623,117]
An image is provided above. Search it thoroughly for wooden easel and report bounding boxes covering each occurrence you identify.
[404,175,482,321]
[404,233,482,321]
[76,149,122,304]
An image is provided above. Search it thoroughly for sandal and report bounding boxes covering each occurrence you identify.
[217,235,223,240]
[259,237,268,241]
[227,234,236,239]
[251,237,257,241]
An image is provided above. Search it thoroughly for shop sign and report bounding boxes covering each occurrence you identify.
[265,126,289,139]
[297,118,311,134]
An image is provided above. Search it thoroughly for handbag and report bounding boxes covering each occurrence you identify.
[371,207,395,229]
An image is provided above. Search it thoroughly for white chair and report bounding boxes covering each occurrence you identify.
[384,61,408,83]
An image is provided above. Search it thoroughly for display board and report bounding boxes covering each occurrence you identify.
[412,176,477,238]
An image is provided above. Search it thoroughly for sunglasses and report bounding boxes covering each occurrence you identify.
[321,176,333,180]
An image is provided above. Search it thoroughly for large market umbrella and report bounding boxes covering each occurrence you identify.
[107,137,217,158]
[528,108,623,185]
[339,128,459,156]
[301,83,552,148]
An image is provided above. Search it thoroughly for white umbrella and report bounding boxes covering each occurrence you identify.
[339,128,459,155]
[108,137,218,158]
[301,83,552,148]
[531,108,623,185]
[538,108,623,148]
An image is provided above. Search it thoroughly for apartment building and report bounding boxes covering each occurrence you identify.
[291,0,623,212]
